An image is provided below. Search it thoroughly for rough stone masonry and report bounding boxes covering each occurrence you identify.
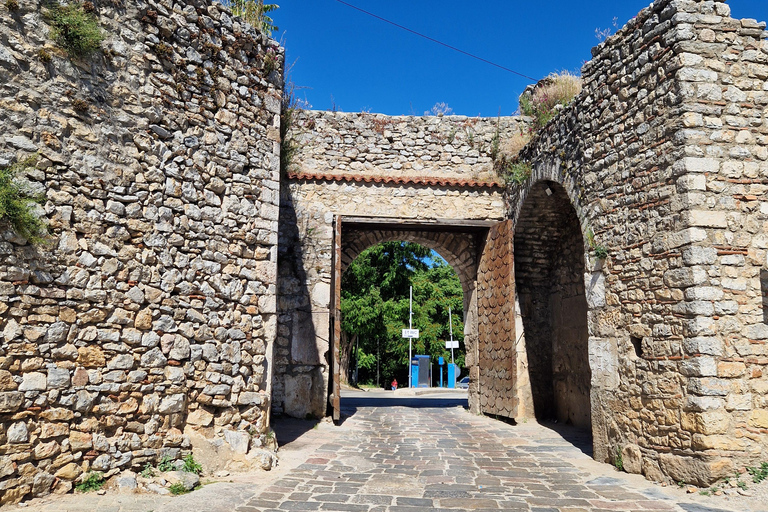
[0,0,767,505]
[0,0,282,504]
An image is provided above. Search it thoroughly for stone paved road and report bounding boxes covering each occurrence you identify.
[8,397,753,512]
[236,398,741,512]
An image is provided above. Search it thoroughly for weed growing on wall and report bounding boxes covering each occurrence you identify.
[74,473,104,492]
[586,228,608,259]
[281,81,310,175]
[224,0,278,36]
[519,71,582,131]
[182,454,203,475]
[0,156,48,244]
[45,2,104,58]
[501,161,532,185]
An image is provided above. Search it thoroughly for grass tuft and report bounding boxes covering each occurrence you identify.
[46,2,104,58]
[519,71,582,131]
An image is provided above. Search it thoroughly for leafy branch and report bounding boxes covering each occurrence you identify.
[0,156,49,244]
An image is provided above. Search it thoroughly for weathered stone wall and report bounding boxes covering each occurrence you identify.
[0,0,281,503]
[275,111,514,418]
[512,0,768,486]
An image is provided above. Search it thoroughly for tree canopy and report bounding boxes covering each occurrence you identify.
[340,241,465,387]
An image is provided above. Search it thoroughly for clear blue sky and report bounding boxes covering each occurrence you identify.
[274,0,767,117]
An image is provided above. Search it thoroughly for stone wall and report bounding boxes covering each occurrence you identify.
[275,111,514,418]
[0,0,281,503]
[512,0,768,486]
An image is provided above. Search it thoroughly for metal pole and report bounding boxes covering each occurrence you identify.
[408,286,413,388]
[449,306,454,366]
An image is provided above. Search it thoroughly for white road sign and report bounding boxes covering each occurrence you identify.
[402,329,419,338]
[445,340,459,349]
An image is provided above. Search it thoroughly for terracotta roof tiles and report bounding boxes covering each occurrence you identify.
[287,172,504,190]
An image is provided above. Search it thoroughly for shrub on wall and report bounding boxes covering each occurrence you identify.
[0,157,48,244]
[519,71,582,131]
[45,2,104,58]
[225,0,278,36]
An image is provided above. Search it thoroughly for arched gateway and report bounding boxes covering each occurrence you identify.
[273,0,768,487]
[274,112,593,433]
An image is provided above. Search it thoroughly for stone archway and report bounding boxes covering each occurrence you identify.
[513,181,591,431]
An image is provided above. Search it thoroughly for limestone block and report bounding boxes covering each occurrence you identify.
[588,337,618,389]
[238,392,265,406]
[77,347,105,368]
[51,344,78,361]
[186,408,213,426]
[685,396,724,412]
[223,430,250,454]
[682,411,730,434]
[621,444,643,475]
[34,441,60,460]
[0,457,15,478]
[291,311,329,365]
[40,408,74,422]
[585,271,605,308]
[664,267,707,288]
[749,409,768,428]
[311,282,330,308]
[659,453,733,487]
[681,357,717,377]
[8,422,29,444]
[693,434,745,451]
[46,368,70,389]
[31,473,55,497]
[158,394,186,414]
[683,337,723,356]
[0,370,16,390]
[19,372,46,391]
[54,463,82,480]
[134,308,153,330]
[91,454,111,471]
[39,423,69,439]
[686,210,727,228]
[0,392,24,413]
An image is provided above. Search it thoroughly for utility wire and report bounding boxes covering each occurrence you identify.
[333,0,538,83]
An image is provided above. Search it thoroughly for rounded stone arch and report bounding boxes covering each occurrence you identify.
[341,228,478,318]
[509,160,591,246]
[513,177,593,434]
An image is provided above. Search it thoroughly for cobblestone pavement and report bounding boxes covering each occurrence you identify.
[236,400,742,512]
[8,398,755,512]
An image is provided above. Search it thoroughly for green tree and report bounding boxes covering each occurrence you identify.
[340,242,464,387]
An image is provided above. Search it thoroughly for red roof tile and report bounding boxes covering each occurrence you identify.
[287,172,504,190]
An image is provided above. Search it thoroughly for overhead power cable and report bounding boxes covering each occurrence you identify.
[333,0,538,83]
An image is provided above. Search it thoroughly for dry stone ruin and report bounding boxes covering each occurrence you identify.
[0,0,766,504]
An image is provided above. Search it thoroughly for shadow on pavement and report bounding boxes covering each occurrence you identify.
[539,420,594,457]
[339,397,468,425]
[271,416,321,447]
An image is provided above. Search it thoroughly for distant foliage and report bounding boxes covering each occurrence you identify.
[341,242,465,387]
[45,2,104,58]
[0,156,48,244]
[225,0,278,36]
[518,71,582,131]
